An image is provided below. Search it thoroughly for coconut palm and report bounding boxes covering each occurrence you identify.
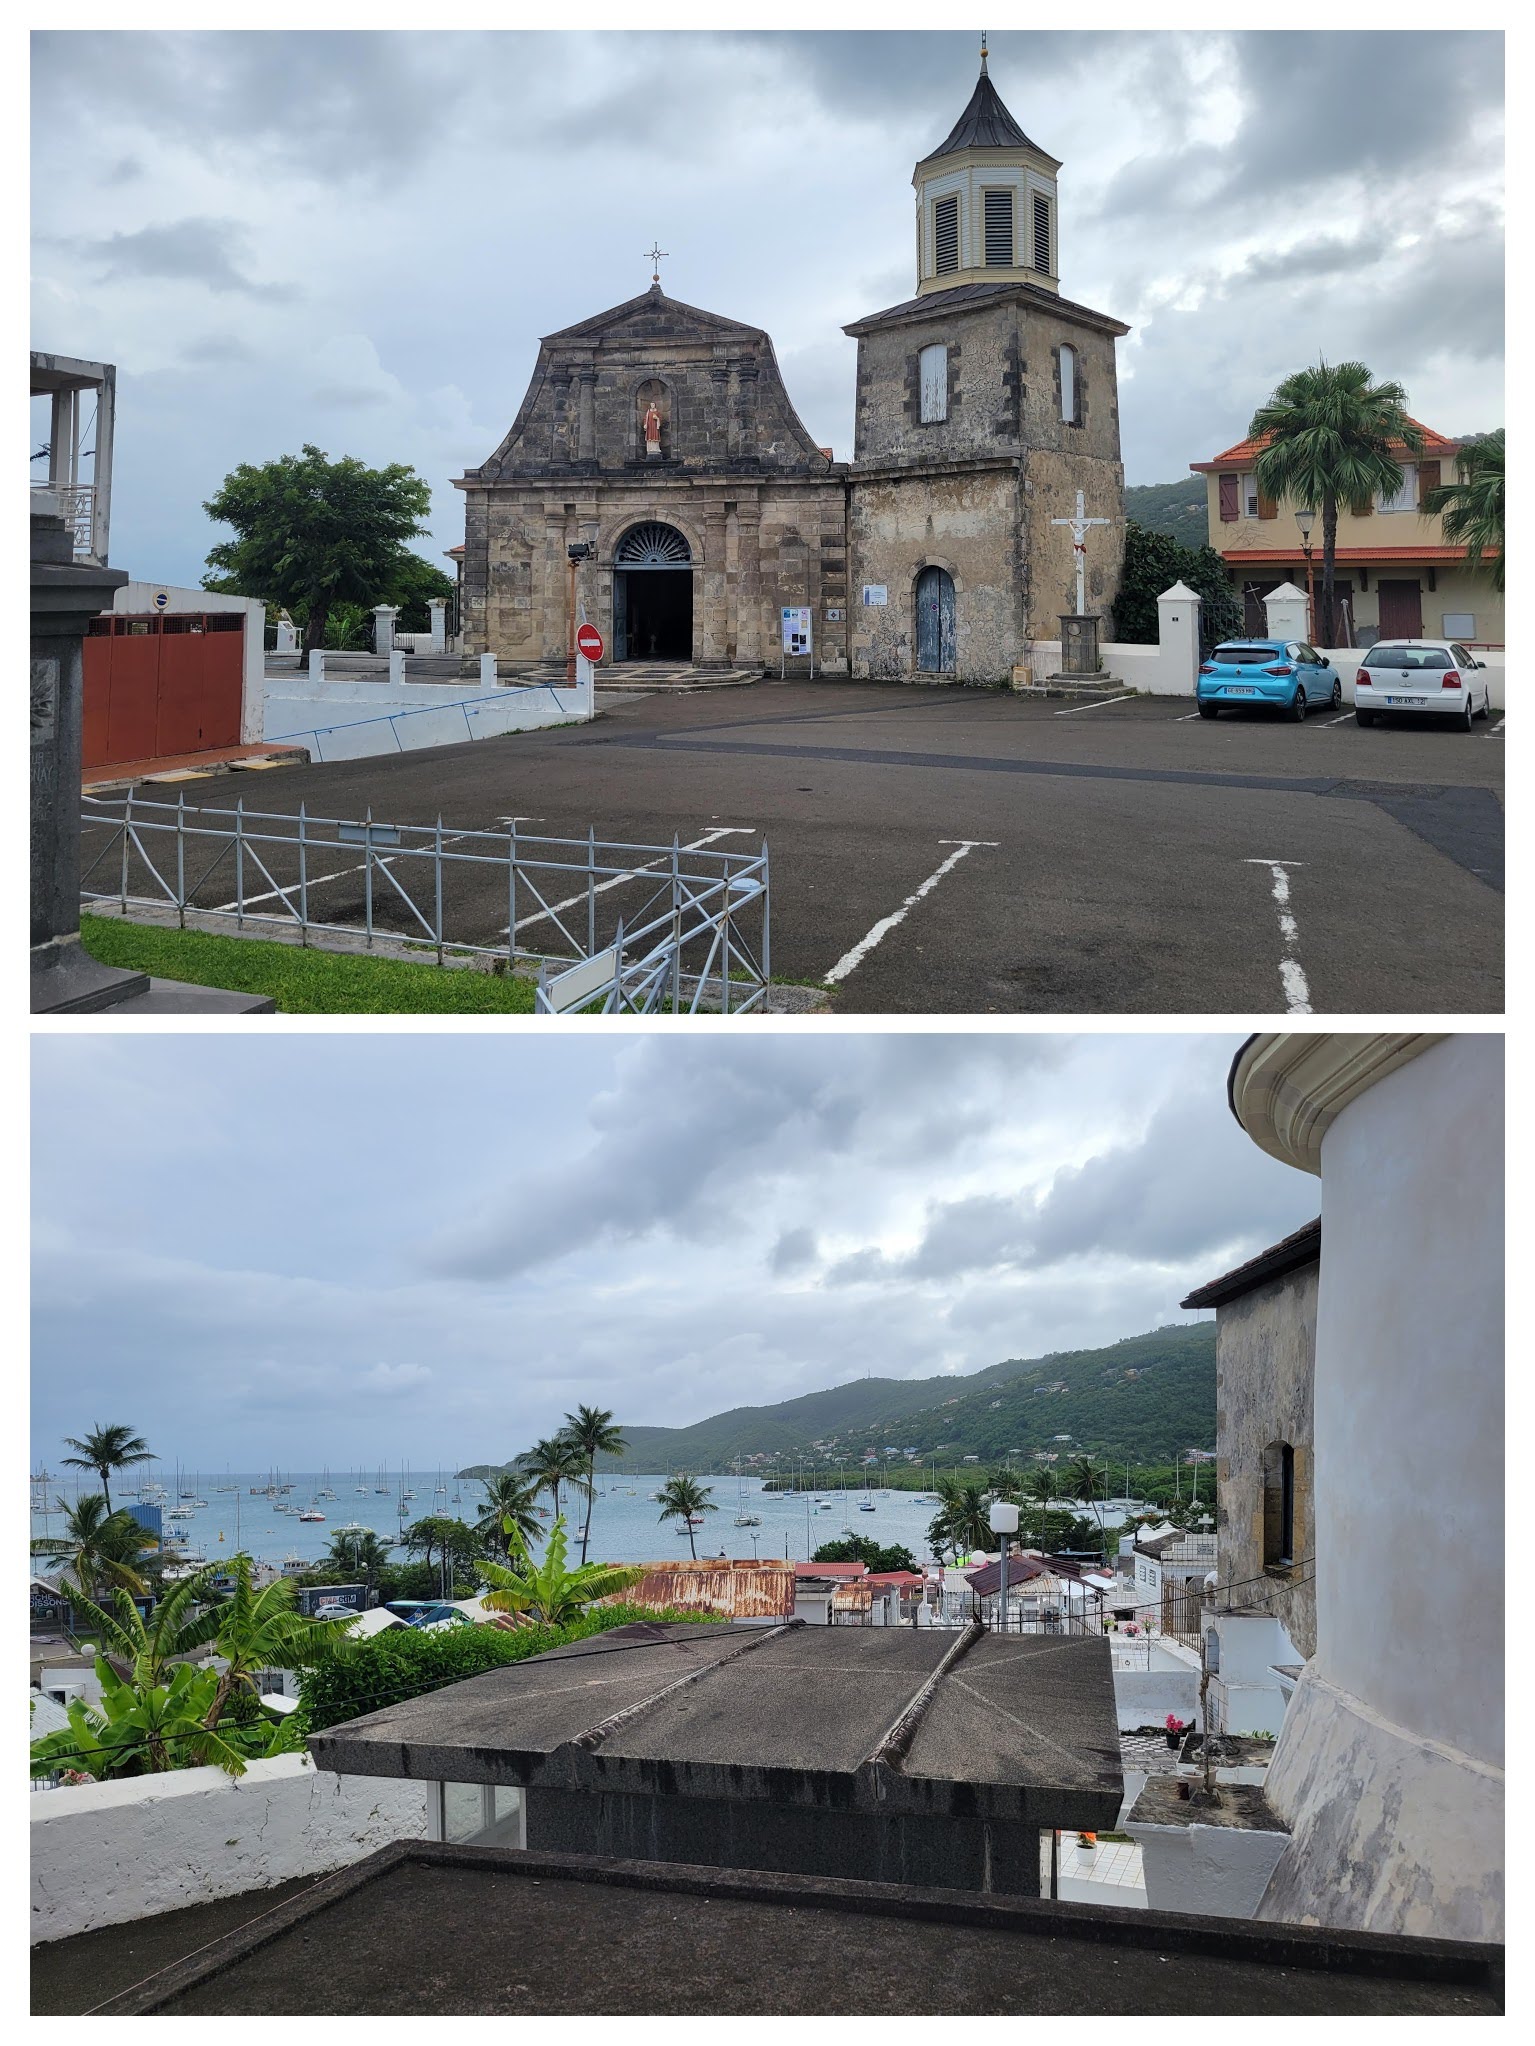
[518,1435,588,1519]
[1064,1455,1107,1532]
[931,1478,991,1558]
[1020,1466,1059,1547]
[479,1516,642,1627]
[31,1493,156,1602]
[1250,360,1425,644]
[1424,430,1503,591]
[322,1528,394,1583]
[59,1424,155,1514]
[474,1473,543,1558]
[561,1405,628,1565]
[655,1476,715,1560]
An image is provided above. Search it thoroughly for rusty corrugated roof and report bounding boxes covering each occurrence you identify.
[601,1559,794,1623]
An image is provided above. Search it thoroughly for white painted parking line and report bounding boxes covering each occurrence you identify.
[1492,719,1505,735]
[1170,712,1202,722]
[1324,712,1353,726]
[501,826,757,938]
[1244,859,1312,1015]
[824,839,998,985]
[1053,693,1136,716]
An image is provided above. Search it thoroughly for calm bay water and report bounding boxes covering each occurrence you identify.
[28,1469,955,1571]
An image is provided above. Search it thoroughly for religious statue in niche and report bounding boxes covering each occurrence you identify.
[642,400,663,458]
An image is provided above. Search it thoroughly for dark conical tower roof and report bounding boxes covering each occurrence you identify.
[919,58,1048,163]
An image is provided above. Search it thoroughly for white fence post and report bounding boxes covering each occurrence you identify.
[388,649,405,689]
[1262,582,1310,643]
[372,604,399,655]
[1157,581,1203,694]
[307,649,326,686]
[479,653,497,689]
[428,599,448,654]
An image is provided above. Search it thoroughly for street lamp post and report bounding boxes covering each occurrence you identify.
[1296,506,1317,643]
[989,1499,1020,1633]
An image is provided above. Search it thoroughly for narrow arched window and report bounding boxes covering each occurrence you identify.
[1262,1440,1296,1568]
[1059,345,1077,425]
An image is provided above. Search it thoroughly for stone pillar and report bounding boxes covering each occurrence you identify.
[711,365,730,463]
[31,502,132,1012]
[577,370,596,462]
[700,509,728,667]
[541,514,565,665]
[735,504,762,669]
[1058,614,1099,676]
[1157,580,1203,693]
[1262,582,1310,644]
[726,360,742,458]
[737,364,759,460]
[372,605,398,655]
[427,599,448,654]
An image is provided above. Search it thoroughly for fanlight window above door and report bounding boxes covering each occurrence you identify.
[616,523,692,566]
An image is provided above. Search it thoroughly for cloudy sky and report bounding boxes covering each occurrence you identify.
[30,28,1503,588]
[31,1033,1316,1470]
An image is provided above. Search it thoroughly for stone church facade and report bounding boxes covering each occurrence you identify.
[456,51,1126,685]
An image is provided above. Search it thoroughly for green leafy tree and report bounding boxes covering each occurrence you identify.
[202,444,435,653]
[319,600,370,652]
[59,1425,155,1514]
[385,549,456,631]
[519,1436,588,1520]
[65,1569,223,1689]
[474,1474,544,1559]
[811,1537,918,1573]
[197,1554,347,1728]
[401,1516,483,1589]
[1251,360,1424,644]
[479,1516,642,1626]
[1114,523,1242,654]
[1424,429,1503,592]
[655,1476,716,1560]
[560,1405,628,1565]
[31,1494,156,1602]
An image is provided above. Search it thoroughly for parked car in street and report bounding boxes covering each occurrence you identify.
[1353,641,1494,730]
[1196,640,1343,721]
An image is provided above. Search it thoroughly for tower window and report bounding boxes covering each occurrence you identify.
[1262,1440,1297,1568]
[1032,193,1052,275]
[1059,344,1077,425]
[933,195,959,275]
[919,345,948,424]
[983,189,1014,267]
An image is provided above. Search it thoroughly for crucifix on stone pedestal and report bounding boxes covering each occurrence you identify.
[1050,488,1112,677]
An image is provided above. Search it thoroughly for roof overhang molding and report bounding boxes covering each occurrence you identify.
[1228,1034,1447,1176]
[844,283,1128,340]
[912,143,1061,184]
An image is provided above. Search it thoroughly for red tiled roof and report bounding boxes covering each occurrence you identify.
[793,1561,868,1579]
[1220,546,1495,565]
[1191,416,1458,472]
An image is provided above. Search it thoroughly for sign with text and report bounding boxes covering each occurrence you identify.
[862,585,888,607]
[781,608,812,657]
[298,1583,368,1620]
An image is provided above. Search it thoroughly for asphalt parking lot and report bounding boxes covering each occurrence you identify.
[85,680,1503,1015]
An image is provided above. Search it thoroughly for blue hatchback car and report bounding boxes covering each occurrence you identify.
[1197,639,1344,721]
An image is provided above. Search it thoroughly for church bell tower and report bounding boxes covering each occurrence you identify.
[912,37,1061,297]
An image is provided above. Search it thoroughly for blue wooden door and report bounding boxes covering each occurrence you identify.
[916,567,956,674]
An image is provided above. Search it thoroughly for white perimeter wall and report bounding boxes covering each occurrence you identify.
[112,583,267,743]
[1112,1668,1199,1728]
[262,671,593,761]
[1127,1815,1291,1920]
[30,1752,428,1944]
[1024,640,1506,707]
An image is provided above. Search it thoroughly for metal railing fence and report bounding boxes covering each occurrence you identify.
[80,793,770,1013]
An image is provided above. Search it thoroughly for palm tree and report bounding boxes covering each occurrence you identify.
[518,1436,588,1520]
[1064,1455,1107,1535]
[31,1494,156,1602]
[474,1473,543,1559]
[1424,430,1503,592]
[196,1554,339,1729]
[931,1478,991,1557]
[322,1528,393,1585]
[656,1476,715,1560]
[561,1405,627,1565]
[479,1516,642,1627]
[1250,360,1425,644]
[1020,1466,1059,1548]
[60,1424,155,1514]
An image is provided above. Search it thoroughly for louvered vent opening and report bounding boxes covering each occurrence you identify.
[934,196,959,275]
[616,522,692,566]
[984,189,1014,267]
[1032,193,1052,274]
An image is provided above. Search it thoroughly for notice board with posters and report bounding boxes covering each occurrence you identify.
[780,607,814,677]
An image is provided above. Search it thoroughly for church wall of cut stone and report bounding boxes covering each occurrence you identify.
[454,52,1129,688]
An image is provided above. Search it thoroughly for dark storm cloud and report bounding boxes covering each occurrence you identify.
[770,1227,820,1277]
[65,216,293,297]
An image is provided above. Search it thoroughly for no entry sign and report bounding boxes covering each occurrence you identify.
[576,623,604,664]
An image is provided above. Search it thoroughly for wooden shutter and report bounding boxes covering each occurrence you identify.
[984,189,1014,267]
[1417,459,1441,507]
[919,345,948,424]
[1218,474,1239,522]
[934,196,959,275]
[1351,494,1373,516]
[1032,193,1051,273]
[1257,490,1278,520]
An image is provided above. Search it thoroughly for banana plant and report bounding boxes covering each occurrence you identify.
[478,1515,641,1627]
[30,1658,293,1781]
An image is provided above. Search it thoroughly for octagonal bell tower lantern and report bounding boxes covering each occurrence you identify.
[912,36,1062,297]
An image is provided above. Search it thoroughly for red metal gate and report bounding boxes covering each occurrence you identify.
[82,614,245,769]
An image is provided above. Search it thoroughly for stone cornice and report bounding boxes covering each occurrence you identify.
[1228,1034,1448,1175]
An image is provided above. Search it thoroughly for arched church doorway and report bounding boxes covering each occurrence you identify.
[614,522,693,662]
[915,566,956,675]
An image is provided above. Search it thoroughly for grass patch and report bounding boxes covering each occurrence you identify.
[81,915,536,1015]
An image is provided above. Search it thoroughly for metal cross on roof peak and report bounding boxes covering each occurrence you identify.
[645,242,669,286]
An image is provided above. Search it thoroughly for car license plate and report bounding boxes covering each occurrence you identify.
[1385,695,1422,706]
[1226,685,1256,696]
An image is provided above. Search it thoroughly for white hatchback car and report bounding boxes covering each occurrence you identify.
[1354,640,1495,731]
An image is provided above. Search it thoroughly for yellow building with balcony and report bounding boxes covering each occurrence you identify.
[1191,419,1502,648]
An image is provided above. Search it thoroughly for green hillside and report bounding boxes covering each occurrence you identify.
[1125,479,1210,549]
[461,1323,1214,1480]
